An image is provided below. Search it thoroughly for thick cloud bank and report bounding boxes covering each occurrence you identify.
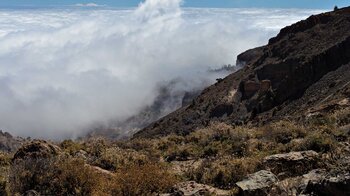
[0,0,323,139]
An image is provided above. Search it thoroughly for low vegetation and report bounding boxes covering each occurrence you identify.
[0,116,348,195]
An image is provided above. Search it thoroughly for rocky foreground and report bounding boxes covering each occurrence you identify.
[1,6,350,196]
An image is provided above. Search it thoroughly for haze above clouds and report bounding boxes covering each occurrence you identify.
[0,0,324,139]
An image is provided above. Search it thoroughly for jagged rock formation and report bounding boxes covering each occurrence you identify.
[134,7,350,139]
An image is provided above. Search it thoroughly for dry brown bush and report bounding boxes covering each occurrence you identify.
[60,139,85,155]
[111,162,178,195]
[186,156,261,189]
[255,121,307,144]
[8,157,107,195]
[94,147,149,171]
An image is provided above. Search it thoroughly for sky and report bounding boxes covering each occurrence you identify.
[0,0,348,9]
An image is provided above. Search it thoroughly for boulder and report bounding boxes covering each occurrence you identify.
[270,169,350,196]
[305,170,350,196]
[269,169,327,195]
[263,151,319,178]
[13,140,61,162]
[236,170,278,196]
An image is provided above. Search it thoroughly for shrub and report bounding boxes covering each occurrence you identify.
[8,157,106,195]
[112,162,178,195]
[60,139,84,155]
[187,156,261,189]
[93,147,149,171]
[0,152,10,166]
[256,121,307,144]
[298,132,336,152]
[84,138,109,157]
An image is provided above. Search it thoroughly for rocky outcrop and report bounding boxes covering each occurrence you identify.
[269,169,350,196]
[304,170,350,196]
[236,46,264,67]
[236,170,278,196]
[13,140,61,162]
[263,151,320,178]
[268,169,326,195]
[135,7,350,139]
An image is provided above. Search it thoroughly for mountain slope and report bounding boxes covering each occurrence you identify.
[134,7,350,139]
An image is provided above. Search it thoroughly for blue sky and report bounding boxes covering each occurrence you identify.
[0,0,348,9]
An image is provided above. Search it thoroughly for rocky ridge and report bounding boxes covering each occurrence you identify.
[135,7,350,139]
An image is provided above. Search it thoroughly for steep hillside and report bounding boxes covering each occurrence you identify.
[134,7,350,139]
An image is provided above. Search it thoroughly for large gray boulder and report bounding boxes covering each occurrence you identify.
[263,151,319,178]
[236,170,278,196]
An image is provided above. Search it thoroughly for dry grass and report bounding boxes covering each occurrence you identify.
[111,162,178,195]
[93,147,149,170]
[9,157,107,195]
[2,117,348,194]
[186,156,262,189]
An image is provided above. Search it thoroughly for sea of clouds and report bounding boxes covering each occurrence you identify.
[0,0,324,139]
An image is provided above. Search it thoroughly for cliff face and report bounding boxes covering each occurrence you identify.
[134,7,350,139]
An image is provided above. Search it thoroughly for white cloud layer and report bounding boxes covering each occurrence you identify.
[74,3,103,7]
[0,0,324,139]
